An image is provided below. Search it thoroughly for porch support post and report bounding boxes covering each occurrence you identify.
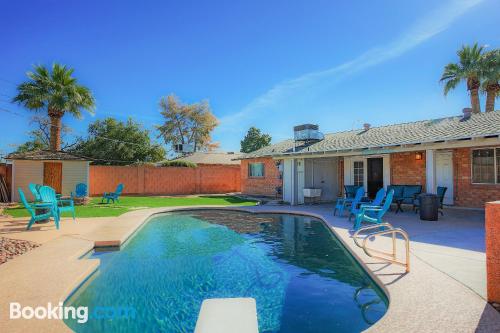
[426,149,436,193]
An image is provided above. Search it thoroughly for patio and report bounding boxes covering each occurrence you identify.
[250,205,488,298]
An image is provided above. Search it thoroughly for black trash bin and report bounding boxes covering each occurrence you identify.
[419,194,439,221]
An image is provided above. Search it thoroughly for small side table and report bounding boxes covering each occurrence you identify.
[394,199,404,214]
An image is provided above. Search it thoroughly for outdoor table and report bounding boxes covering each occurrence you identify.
[394,198,404,214]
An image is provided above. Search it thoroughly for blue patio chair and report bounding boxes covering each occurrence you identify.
[353,190,394,230]
[348,188,385,221]
[335,187,364,217]
[414,186,447,216]
[71,183,87,199]
[28,183,42,202]
[19,187,60,230]
[101,183,124,204]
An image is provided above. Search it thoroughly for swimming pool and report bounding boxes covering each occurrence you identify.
[64,210,387,332]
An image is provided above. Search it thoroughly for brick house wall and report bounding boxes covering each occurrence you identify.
[453,147,500,208]
[241,158,281,196]
[390,151,426,191]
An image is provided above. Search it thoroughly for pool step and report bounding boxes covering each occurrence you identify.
[195,298,259,333]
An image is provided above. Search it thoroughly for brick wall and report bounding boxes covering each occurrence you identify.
[453,147,500,208]
[241,158,281,196]
[89,164,240,196]
[485,201,500,303]
[390,151,426,190]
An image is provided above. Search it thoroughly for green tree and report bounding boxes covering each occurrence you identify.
[72,118,165,165]
[480,49,500,112]
[440,43,484,113]
[240,127,272,153]
[13,63,95,151]
[157,94,219,152]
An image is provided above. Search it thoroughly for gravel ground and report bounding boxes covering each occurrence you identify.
[0,237,40,265]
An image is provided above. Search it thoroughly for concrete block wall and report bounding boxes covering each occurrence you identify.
[89,165,241,196]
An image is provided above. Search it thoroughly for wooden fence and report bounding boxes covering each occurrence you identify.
[89,165,241,196]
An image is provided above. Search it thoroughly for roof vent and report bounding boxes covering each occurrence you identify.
[293,124,324,143]
[363,123,371,131]
[462,107,472,120]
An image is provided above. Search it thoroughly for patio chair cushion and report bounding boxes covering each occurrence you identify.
[402,185,422,204]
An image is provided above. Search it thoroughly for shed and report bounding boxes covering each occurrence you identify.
[6,150,90,202]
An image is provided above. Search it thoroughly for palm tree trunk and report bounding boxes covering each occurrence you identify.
[470,88,481,113]
[49,113,62,151]
[485,83,499,112]
[468,78,481,113]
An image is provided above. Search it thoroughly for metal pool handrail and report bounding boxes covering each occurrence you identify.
[352,223,410,273]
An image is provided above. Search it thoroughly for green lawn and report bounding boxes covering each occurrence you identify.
[5,195,258,218]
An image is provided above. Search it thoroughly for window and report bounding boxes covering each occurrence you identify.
[472,148,500,184]
[248,163,265,177]
[353,161,364,186]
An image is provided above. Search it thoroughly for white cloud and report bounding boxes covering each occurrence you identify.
[218,0,483,130]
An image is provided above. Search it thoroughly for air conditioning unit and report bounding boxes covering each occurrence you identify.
[293,124,324,142]
[174,143,194,153]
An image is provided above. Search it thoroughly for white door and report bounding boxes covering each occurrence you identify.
[435,151,453,205]
[296,159,305,204]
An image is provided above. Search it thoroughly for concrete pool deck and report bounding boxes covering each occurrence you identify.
[0,205,499,332]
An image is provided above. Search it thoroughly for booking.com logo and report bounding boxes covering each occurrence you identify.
[10,302,136,323]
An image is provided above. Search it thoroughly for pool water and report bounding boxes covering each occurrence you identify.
[64,210,387,332]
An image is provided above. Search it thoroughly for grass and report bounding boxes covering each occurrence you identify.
[5,195,258,218]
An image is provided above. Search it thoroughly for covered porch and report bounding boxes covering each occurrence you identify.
[280,148,456,206]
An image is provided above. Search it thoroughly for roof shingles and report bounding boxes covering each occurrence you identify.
[241,111,500,159]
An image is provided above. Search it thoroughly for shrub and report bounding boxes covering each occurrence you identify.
[160,160,197,168]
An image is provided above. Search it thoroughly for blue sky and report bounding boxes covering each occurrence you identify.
[0,0,499,157]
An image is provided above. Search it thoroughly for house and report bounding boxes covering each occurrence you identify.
[239,110,500,208]
[171,151,241,165]
[6,150,90,201]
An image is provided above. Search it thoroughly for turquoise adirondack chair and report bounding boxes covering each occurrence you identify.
[39,185,76,223]
[353,190,395,230]
[28,183,42,202]
[349,188,385,221]
[71,183,87,199]
[19,187,60,230]
[101,183,124,204]
[335,187,364,217]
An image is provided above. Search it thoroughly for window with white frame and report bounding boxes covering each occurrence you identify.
[471,148,500,184]
[353,161,364,186]
[248,162,265,177]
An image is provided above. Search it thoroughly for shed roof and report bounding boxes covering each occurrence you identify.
[6,150,89,161]
[171,152,241,165]
[240,111,500,159]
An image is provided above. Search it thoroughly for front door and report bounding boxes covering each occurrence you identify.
[43,162,62,194]
[435,151,454,205]
[367,158,383,198]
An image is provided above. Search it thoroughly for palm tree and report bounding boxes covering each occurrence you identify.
[13,63,95,151]
[440,43,484,113]
[480,50,500,112]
